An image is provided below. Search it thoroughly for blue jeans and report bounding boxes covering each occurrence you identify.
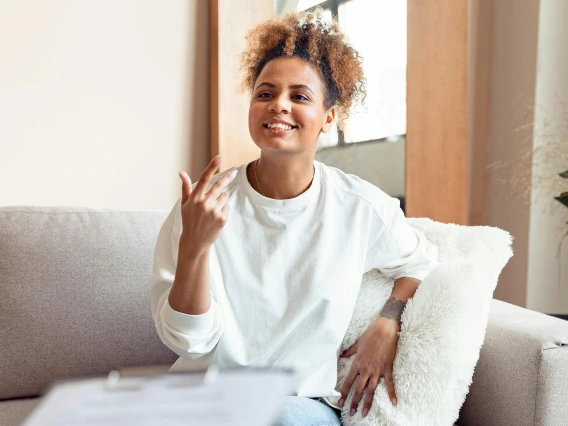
[272,396,343,426]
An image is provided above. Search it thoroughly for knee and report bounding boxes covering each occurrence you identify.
[273,396,306,426]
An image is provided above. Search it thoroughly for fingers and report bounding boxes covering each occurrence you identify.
[339,367,396,418]
[220,201,230,218]
[349,374,369,416]
[362,375,379,417]
[342,372,395,417]
[385,371,397,406]
[214,192,230,216]
[192,155,223,200]
[338,364,358,409]
[340,343,357,358]
[178,171,192,205]
[206,168,238,200]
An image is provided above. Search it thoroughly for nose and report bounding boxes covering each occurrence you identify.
[268,94,291,114]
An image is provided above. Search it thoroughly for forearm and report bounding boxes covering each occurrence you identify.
[374,277,421,327]
[168,237,212,315]
[390,276,421,303]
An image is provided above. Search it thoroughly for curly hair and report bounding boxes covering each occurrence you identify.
[238,9,366,130]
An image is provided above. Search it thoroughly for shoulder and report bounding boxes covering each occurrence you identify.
[317,160,400,224]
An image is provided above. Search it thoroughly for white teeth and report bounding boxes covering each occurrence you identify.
[267,123,293,130]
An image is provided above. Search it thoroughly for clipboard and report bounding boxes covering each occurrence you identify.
[103,359,221,391]
[22,361,297,426]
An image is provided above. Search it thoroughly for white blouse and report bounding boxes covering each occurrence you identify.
[150,159,439,407]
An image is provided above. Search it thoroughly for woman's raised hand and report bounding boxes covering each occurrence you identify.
[178,155,238,257]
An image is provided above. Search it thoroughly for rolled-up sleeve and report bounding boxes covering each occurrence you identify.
[150,197,223,360]
[364,197,439,281]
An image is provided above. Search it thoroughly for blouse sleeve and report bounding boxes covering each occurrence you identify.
[150,196,224,360]
[363,196,439,281]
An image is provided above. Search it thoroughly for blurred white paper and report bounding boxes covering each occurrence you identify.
[23,368,296,426]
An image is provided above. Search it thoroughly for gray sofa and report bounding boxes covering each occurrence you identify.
[1,206,567,426]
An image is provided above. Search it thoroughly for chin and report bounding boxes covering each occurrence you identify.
[258,140,292,152]
[252,133,292,149]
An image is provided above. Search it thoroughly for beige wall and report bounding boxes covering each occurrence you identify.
[482,0,540,308]
[479,0,568,314]
[526,0,568,314]
[0,0,210,210]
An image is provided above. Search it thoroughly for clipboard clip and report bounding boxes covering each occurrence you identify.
[104,361,219,392]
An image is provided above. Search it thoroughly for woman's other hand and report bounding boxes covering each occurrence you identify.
[178,155,237,257]
[338,317,400,418]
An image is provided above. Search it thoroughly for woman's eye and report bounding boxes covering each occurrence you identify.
[257,92,308,101]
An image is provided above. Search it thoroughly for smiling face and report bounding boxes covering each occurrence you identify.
[248,56,335,154]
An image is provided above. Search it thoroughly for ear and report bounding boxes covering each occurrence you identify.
[321,106,336,133]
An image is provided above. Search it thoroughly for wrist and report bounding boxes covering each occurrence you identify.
[179,235,210,259]
[378,296,407,328]
[372,316,401,334]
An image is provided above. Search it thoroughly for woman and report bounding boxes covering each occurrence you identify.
[150,9,439,425]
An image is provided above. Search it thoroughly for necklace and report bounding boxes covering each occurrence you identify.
[254,158,265,196]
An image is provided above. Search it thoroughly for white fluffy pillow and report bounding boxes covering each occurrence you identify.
[336,218,514,426]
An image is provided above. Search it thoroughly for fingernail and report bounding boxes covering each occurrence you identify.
[362,408,368,417]
[391,397,397,406]
[338,398,344,408]
[350,407,356,416]
[229,169,237,177]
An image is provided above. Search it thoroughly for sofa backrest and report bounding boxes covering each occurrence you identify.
[0,206,178,400]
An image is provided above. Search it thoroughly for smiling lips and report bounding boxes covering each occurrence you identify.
[263,119,298,132]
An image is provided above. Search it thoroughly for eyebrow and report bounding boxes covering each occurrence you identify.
[256,82,314,95]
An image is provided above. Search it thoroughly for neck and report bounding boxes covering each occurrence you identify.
[248,154,316,200]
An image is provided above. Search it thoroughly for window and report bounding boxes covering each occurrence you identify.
[296,0,407,148]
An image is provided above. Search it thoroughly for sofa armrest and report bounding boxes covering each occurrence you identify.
[458,299,568,426]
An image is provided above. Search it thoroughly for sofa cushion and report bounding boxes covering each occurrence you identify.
[337,218,513,426]
[0,206,178,400]
[0,398,39,426]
